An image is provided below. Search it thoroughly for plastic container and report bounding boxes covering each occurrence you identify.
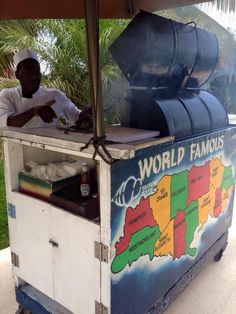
[80,163,91,198]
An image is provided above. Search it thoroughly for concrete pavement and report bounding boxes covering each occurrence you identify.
[0,248,18,314]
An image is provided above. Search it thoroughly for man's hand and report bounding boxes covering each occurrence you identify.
[7,99,57,127]
[76,107,93,130]
[34,100,57,123]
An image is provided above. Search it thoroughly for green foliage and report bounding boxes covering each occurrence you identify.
[36,19,127,120]
[0,20,39,77]
[0,19,128,122]
[0,77,18,88]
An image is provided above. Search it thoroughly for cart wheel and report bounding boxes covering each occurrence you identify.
[214,249,224,262]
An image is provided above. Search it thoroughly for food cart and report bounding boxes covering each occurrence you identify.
[1,1,236,314]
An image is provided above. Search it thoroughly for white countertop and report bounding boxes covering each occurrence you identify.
[0,126,174,160]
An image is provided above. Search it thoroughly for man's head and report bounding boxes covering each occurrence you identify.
[14,48,41,98]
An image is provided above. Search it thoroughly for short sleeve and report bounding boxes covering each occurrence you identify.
[0,89,16,127]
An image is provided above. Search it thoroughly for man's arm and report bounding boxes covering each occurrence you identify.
[7,101,57,127]
[54,90,92,129]
[7,107,36,127]
[0,89,57,128]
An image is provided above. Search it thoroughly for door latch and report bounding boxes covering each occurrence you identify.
[49,239,59,248]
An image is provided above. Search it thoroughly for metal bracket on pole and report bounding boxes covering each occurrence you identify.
[7,203,16,218]
[94,241,108,263]
[95,301,108,314]
[11,252,19,267]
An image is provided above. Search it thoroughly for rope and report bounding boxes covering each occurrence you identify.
[80,135,114,164]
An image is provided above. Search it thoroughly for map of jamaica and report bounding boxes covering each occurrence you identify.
[111,158,234,274]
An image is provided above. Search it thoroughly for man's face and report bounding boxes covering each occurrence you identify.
[16,58,41,97]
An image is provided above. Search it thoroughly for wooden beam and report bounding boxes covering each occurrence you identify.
[0,0,212,19]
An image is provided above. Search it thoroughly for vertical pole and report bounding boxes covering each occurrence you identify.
[84,0,104,138]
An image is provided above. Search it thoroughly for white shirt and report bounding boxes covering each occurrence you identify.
[0,86,81,128]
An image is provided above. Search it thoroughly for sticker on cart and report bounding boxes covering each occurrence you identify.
[111,156,234,275]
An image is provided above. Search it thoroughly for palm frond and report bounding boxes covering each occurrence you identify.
[0,77,18,89]
[42,76,90,108]
[101,65,121,90]
[0,20,40,76]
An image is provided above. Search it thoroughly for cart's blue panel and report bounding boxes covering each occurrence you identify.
[110,127,236,314]
[15,284,72,314]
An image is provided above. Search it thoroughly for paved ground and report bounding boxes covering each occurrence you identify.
[0,248,18,313]
[0,213,236,314]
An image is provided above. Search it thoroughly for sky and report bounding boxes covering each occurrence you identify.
[198,1,236,32]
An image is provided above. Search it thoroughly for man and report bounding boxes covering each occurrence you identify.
[0,48,91,129]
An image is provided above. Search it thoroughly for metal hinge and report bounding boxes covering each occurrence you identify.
[94,242,108,263]
[11,252,19,267]
[7,203,16,218]
[95,301,108,314]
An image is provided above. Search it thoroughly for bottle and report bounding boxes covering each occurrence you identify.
[80,163,91,198]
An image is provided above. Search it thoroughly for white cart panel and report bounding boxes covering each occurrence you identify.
[9,192,54,298]
[50,205,100,314]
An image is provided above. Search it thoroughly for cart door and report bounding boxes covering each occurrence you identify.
[50,205,101,314]
[9,192,54,298]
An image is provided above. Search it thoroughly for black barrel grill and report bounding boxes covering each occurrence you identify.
[109,11,229,139]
